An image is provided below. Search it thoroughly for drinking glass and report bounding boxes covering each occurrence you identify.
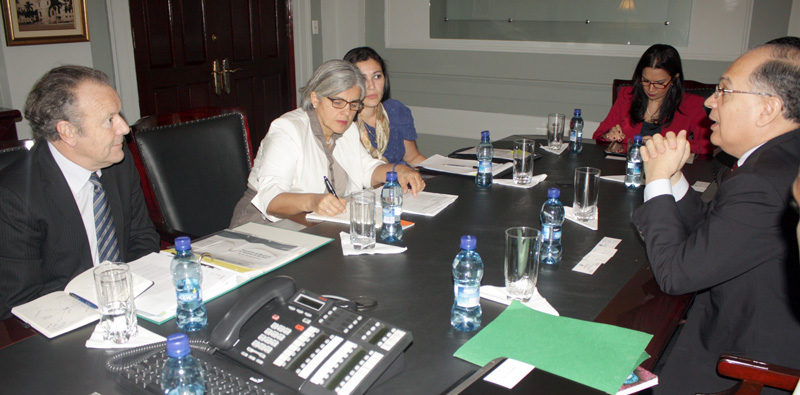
[349,191,376,249]
[93,263,138,344]
[504,227,541,302]
[547,113,566,150]
[573,167,601,221]
[513,139,535,185]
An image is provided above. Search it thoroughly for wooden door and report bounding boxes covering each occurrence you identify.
[128,0,295,151]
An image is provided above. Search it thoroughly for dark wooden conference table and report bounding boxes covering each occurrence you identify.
[0,138,712,394]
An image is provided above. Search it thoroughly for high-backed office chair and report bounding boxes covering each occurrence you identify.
[129,108,254,241]
[0,139,34,172]
[612,79,717,105]
[694,355,800,395]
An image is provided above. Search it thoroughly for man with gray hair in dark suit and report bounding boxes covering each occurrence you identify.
[0,65,159,319]
[633,38,800,394]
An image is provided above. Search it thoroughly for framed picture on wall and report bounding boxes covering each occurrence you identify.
[1,0,89,46]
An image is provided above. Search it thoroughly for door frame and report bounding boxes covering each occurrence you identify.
[106,0,312,123]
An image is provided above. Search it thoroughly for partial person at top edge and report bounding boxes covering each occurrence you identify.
[0,65,160,319]
[593,44,714,155]
[344,47,427,166]
[229,59,426,228]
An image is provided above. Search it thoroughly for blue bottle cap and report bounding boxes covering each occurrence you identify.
[633,135,643,143]
[386,171,398,182]
[174,236,191,252]
[574,109,581,115]
[547,187,560,199]
[480,130,490,139]
[166,333,190,358]
[460,235,477,250]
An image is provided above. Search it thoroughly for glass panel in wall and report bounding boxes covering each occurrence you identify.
[430,0,692,46]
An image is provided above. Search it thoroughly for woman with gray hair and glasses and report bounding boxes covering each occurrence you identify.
[231,60,425,226]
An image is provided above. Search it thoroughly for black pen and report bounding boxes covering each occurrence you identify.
[69,292,98,309]
[443,163,479,169]
[323,176,338,198]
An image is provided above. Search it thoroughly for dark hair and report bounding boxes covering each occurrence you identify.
[343,46,390,101]
[24,65,111,141]
[629,44,685,126]
[750,38,800,123]
[765,36,800,50]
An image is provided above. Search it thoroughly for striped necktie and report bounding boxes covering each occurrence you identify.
[89,172,120,263]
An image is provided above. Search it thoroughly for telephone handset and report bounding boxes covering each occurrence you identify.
[210,276,413,395]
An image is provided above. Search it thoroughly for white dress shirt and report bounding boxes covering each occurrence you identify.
[643,144,763,202]
[48,142,102,266]
[248,108,384,222]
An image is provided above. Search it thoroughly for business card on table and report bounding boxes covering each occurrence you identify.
[573,237,622,275]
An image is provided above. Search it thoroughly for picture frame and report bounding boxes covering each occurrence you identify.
[2,0,89,46]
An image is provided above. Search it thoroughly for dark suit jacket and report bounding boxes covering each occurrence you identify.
[0,141,159,319]
[593,86,714,155]
[632,128,800,394]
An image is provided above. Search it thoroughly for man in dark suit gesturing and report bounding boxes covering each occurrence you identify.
[0,66,159,319]
[632,39,800,393]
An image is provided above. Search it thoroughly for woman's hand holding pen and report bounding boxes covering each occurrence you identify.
[312,193,346,216]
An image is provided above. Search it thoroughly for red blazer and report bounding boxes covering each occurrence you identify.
[593,86,714,155]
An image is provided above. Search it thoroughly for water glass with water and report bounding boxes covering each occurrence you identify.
[512,139,534,185]
[350,190,376,249]
[547,113,566,149]
[93,263,137,344]
[504,227,541,302]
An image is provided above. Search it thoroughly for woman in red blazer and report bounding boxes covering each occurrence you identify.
[593,44,713,155]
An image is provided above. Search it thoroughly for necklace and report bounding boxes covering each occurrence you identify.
[646,107,660,124]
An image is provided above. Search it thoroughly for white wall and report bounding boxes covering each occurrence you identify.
[0,40,92,139]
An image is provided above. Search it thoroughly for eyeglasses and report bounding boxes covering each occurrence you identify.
[713,85,774,99]
[327,97,364,111]
[640,77,672,90]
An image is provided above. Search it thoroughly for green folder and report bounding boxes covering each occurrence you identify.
[454,301,652,394]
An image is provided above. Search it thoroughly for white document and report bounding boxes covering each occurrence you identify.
[454,146,516,161]
[129,252,241,323]
[419,154,513,177]
[11,291,99,338]
[306,189,458,221]
[483,358,536,389]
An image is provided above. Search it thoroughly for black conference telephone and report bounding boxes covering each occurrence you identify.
[208,276,413,395]
[109,276,412,395]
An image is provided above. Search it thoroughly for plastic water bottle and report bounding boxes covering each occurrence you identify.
[475,130,493,188]
[540,188,565,265]
[570,109,584,153]
[171,236,207,332]
[625,135,644,189]
[161,333,205,395]
[380,171,403,242]
[451,235,484,332]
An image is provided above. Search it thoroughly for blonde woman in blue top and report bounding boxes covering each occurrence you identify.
[344,47,427,166]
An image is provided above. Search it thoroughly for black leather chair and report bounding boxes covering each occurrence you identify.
[0,139,34,172]
[129,108,253,241]
[612,79,717,104]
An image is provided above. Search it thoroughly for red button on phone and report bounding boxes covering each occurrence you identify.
[295,324,305,331]
[271,314,280,321]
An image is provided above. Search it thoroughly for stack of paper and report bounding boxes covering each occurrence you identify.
[419,154,513,177]
[306,189,458,222]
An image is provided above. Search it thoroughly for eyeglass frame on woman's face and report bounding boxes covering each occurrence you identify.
[713,85,774,99]
[640,77,672,90]
[327,96,364,111]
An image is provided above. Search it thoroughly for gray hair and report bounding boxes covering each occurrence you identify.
[750,39,800,123]
[24,65,112,141]
[298,60,365,111]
